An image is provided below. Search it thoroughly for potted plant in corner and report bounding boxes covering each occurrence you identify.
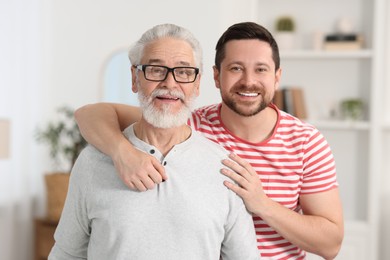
[35,106,87,221]
[274,16,296,50]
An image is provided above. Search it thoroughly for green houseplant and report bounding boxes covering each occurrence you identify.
[341,98,364,120]
[276,16,295,32]
[35,106,87,221]
[35,106,87,173]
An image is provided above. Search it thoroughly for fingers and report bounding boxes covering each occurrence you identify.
[115,151,168,192]
[151,159,168,181]
[123,170,164,192]
[221,154,252,181]
[133,179,155,192]
[226,153,255,175]
[223,180,246,197]
[220,167,248,185]
[125,166,167,192]
[220,153,260,190]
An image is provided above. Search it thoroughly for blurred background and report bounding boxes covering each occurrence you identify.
[1,0,389,259]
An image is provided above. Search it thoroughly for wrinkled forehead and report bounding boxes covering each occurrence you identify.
[141,37,196,66]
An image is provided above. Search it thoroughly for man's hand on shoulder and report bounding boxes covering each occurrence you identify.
[113,141,167,191]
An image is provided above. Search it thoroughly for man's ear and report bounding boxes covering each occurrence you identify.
[131,66,138,93]
[194,74,201,97]
[274,68,282,91]
[213,66,221,89]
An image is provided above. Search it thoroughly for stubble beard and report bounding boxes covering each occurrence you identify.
[221,86,270,117]
[138,86,195,129]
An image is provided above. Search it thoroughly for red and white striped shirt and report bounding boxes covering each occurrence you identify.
[188,103,338,259]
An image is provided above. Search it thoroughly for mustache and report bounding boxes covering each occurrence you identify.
[151,88,185,101]
[232,85,264,94]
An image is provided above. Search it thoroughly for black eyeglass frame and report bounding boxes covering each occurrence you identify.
[134,64,200,83]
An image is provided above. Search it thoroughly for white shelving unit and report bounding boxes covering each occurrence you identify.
[280,49,373,59]
[252,0,387,259]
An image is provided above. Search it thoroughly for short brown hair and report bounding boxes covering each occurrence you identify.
[214,22,280,71]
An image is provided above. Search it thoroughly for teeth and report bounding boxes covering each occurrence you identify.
[157,96,179,100]
[239,92,258,97]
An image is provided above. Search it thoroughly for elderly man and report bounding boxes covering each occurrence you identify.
[48,24,260,260]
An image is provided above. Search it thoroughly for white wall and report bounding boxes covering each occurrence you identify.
[45,0,257,110]
[1,0,389,259]
[379,1,390,259]
[0,0,48,259]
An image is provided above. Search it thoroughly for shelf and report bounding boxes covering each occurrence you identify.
[307,120,371,131]
[280,49,373,59]
[254,0,385,258]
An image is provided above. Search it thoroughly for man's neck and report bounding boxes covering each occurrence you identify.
[133,120,192,156]
[219,104,278,143]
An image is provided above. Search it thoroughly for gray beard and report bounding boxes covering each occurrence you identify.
[138,87,195,129]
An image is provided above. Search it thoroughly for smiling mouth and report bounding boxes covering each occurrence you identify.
[156,95,180,101]
[237,92,259,97]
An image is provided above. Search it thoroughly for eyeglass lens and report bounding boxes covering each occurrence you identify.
[143,65,198,83]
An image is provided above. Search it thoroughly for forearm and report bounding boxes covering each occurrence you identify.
[254,195,343,259]
[75,103,135,157]
[222,153,344,259]
[74,102,166,190]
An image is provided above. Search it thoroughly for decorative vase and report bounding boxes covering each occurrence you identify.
[275,32,296,50]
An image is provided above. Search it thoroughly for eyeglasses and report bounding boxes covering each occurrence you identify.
[135,65,199,83]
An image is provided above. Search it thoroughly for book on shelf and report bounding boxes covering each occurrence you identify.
[273,87,307,119]
[323,41,363,50]
[325,33,359,42]
[323,33,364,51]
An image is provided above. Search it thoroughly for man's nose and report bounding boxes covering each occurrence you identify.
[162,71,178,86]
[240,71,257,85]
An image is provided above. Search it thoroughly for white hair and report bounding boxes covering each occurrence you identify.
[128,24,203,73]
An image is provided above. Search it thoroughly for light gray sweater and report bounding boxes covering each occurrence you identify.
[49,126,260,260]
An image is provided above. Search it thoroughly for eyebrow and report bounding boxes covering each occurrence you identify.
[146,59,163,65]
[228,61,271,68]
[256,62,271,68]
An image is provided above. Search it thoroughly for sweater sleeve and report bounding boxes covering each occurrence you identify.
[48,148,94,260]
[220,198,261,260]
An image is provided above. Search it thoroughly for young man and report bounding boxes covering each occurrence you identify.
[75,22,344,259]
[49,24,260,260]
